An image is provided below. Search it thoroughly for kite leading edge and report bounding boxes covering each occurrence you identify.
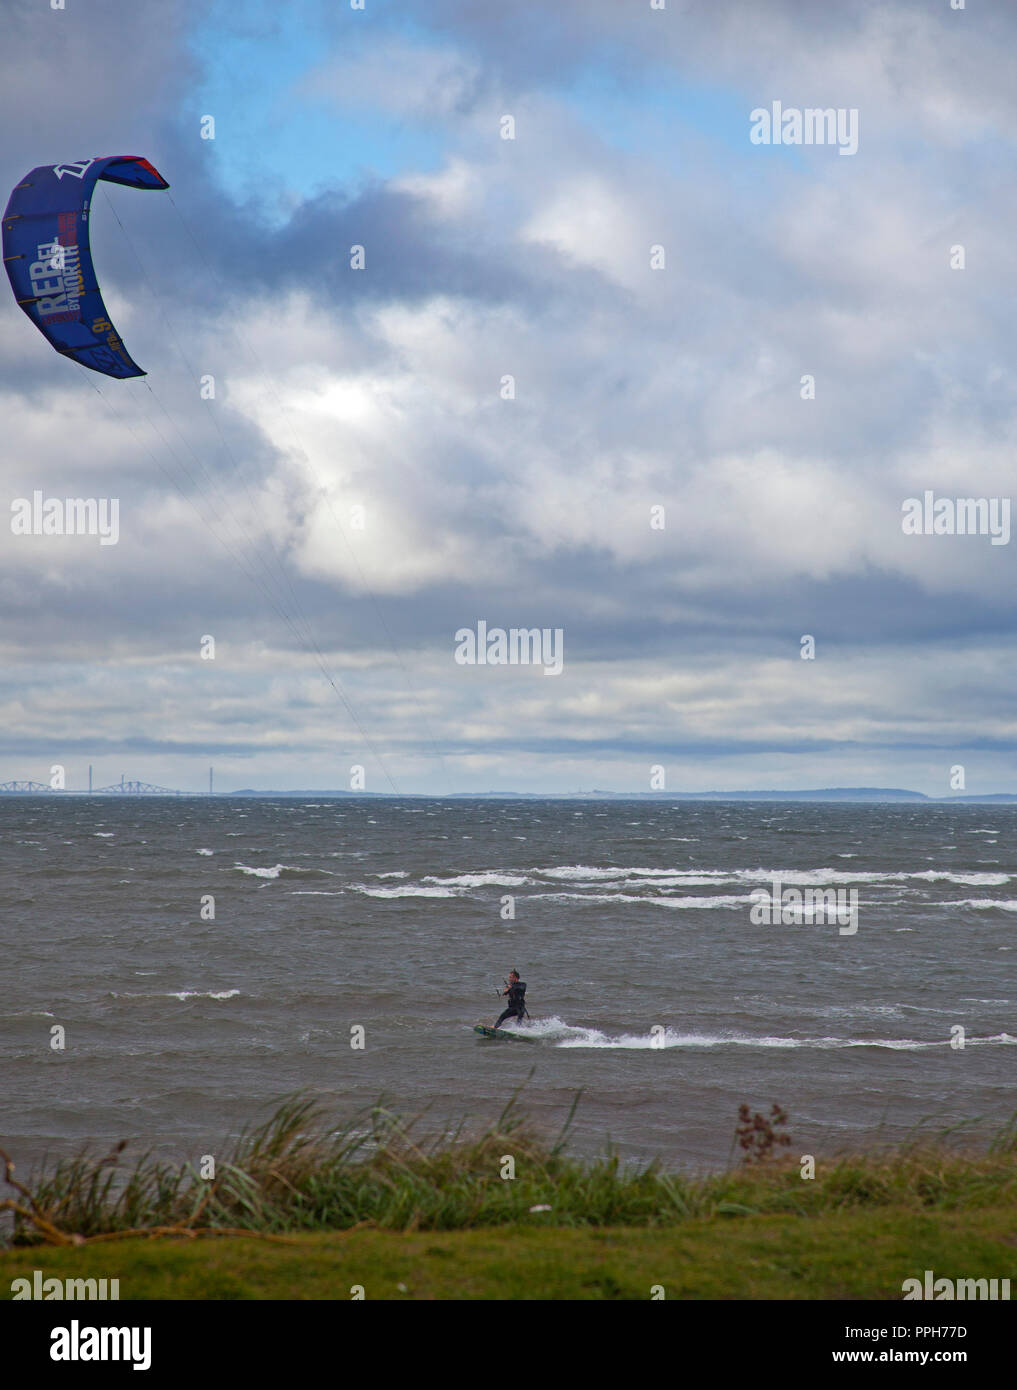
[2,156,169,379]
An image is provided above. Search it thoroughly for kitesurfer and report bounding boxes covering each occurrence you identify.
[494,970,527,1029]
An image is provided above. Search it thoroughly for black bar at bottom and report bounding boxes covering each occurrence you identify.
[4,1298,1009,1378]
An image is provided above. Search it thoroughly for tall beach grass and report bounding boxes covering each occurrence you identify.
[3,1091,1016,1247]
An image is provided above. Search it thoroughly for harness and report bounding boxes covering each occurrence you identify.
[507,981,527,1017]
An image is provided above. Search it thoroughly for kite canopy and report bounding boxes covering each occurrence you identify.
[2,156,169,379]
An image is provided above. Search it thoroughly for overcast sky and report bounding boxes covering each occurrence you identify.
[1,0,1015,796]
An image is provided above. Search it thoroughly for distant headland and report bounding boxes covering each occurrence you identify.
[4,784,1017,802]
[226,787,1017,803]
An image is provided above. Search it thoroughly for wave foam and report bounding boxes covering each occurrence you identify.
[948,899,1017,912]
[424,872,532,887]
[513,1018,1017,1051]
[351,883,468,898]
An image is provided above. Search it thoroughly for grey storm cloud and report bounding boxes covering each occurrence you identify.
[2,0,1017,792]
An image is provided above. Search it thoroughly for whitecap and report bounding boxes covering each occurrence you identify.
[351,884,468,898]
[423,872,532,888]
[943,899,1017,912]
[168,989,240,1001]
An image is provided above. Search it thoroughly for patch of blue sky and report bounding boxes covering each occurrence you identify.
[186,1,448,217]
[186,1,808,219]
[560,66,810,176]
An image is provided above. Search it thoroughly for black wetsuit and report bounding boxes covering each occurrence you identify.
[495,981,527,1028]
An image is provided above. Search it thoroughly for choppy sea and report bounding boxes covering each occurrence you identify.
[3,796,1014,1174]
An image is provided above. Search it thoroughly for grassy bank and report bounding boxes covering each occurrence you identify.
[2,1209,1016,1300]
[2,1095,1015,1298]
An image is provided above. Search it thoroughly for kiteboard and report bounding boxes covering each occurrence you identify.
[473,1024,536,1043]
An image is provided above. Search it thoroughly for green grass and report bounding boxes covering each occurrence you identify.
[2,1093,1016,1299]
[5,1093,1017,1244]
[2,1208,1015,1300]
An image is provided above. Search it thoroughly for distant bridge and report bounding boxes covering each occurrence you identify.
[93,779,183,795]
[0,777,184,794]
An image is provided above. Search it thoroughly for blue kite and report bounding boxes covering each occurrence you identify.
[2,156,169,379]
